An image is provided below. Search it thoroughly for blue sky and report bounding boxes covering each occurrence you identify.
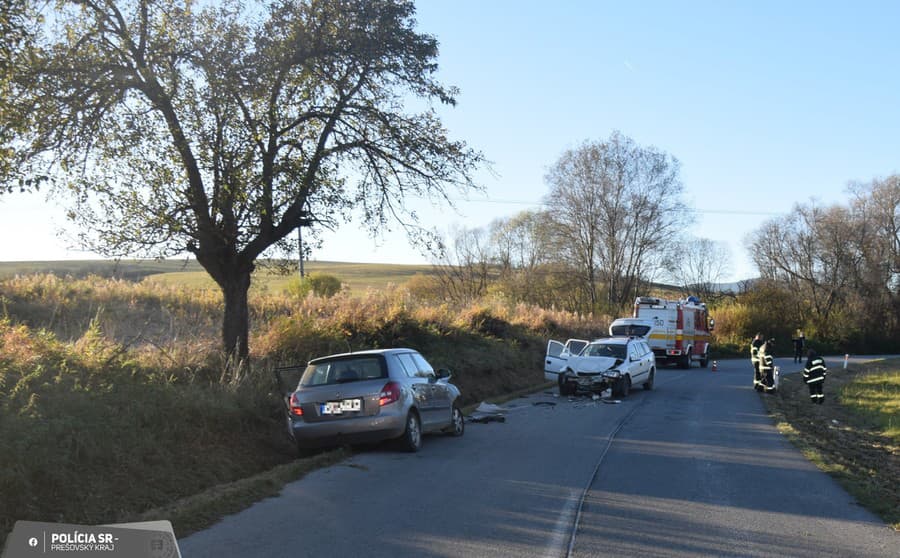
[2,0,899,282]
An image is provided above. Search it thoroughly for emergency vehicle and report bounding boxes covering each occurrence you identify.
[609,296,714,368]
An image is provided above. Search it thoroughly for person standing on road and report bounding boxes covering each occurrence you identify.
[759,339,777,393]
[751,333,765,391]
[803,349,827,404]
[792,329,806,363]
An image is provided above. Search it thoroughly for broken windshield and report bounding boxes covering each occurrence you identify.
[584,343,627,359]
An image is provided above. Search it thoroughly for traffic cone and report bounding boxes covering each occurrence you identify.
[711,360,718,372]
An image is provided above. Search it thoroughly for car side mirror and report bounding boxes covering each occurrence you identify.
[436,368,452,380]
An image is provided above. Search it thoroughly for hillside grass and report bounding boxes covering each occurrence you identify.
[762,358,900,530]
[0,269,601,544]
[0,259,435,295]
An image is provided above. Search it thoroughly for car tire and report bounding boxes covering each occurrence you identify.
[558,371,574,396]
[613,375,631,398]
[399,410,422,452]
[643,368,655,390]
[700,350,709,368]
[680,349,692,369]
[444,404,465,437]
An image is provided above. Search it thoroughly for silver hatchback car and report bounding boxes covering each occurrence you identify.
[275,349,465,454]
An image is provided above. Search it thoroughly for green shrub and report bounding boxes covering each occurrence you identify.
[285,273,342,298]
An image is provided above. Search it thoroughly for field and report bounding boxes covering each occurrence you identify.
[0,259,435,293]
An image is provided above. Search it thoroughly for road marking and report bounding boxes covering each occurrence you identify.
[563,399,646,558]
[543,488,581,558]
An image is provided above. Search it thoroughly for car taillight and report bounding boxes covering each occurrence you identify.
[289,393,303,416]
[379,382,401,406]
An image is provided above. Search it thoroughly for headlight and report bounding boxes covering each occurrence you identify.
[603,369,621,378]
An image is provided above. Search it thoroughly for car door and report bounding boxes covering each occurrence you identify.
[411,352,448,429]
[545,339,589,380]
[629,343,648,382]
[395,352,431,420]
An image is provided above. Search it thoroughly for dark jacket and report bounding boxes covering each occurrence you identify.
[803,357,827,384]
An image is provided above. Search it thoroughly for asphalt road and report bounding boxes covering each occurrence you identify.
[180,356,897,557]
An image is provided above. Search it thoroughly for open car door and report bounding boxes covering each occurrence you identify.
[273,365,306,412]
[544,339,589,381]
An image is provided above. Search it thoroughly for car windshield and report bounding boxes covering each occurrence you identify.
[584,343,627,359]
[610,324,651,337]
[300,356,387,387]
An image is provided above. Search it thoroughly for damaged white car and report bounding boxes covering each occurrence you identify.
[545,337,656,397]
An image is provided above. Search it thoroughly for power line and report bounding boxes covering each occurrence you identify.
[430,195,782,216]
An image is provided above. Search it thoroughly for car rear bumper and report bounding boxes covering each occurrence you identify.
[290,407,407,448]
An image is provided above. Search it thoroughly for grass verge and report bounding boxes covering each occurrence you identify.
[762,358,900,530]
[131,448,350,539]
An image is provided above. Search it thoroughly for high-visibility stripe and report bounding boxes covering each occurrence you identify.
[806,377,825,383]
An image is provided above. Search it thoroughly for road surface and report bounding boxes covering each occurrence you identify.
[180,355,897,557]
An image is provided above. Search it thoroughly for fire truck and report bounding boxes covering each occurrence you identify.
[609,296,714,369]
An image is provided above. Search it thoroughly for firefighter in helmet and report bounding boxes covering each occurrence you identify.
[750,333,765,391]
[803,349,827,404]
[758,339,777,393]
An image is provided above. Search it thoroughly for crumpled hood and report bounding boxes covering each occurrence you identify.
[570,356,620,374]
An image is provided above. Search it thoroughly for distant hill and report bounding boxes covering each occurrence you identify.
[0,259,436,293]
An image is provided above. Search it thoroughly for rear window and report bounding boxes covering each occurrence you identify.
[610,324,651,337]
[300,356,388,387]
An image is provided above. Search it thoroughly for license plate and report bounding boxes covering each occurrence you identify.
[322,399,362,415]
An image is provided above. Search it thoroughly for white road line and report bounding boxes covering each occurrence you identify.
[543,487,581,558]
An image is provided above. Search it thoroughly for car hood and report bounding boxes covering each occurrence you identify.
[571,356,620,374]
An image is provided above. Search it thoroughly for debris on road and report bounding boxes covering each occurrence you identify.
[469,414,506,424]
[468,401,508,424]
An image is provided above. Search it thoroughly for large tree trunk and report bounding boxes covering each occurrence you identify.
[196,249,255,370]
[221,270,252,364]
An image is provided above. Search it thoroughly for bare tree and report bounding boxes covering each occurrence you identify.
[664,237,732,302]
[1,0,482,363]
[751,201,867,337]
[544,131,691,312]
[431,225,493,303]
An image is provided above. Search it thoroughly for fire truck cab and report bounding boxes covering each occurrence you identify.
[609,296,714,369]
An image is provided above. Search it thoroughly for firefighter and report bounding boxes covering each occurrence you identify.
[759,339,777,393]
[750,333,765,391]
[803,349,827,404]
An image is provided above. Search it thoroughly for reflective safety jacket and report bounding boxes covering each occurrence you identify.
[803,357,827,384]
[750,340,763,364]
[760,352,774,374]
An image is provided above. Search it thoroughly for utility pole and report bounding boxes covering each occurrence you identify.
[297,217,312,278]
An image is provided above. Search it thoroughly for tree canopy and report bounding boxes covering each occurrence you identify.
[1,0,483,362]
[544,132,691,311]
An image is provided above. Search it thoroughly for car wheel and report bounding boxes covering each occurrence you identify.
[558,371,574,396]
[399,410,422,452]
[643,368,655,390]
[613,376,631,397]
[444,404,465,437]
